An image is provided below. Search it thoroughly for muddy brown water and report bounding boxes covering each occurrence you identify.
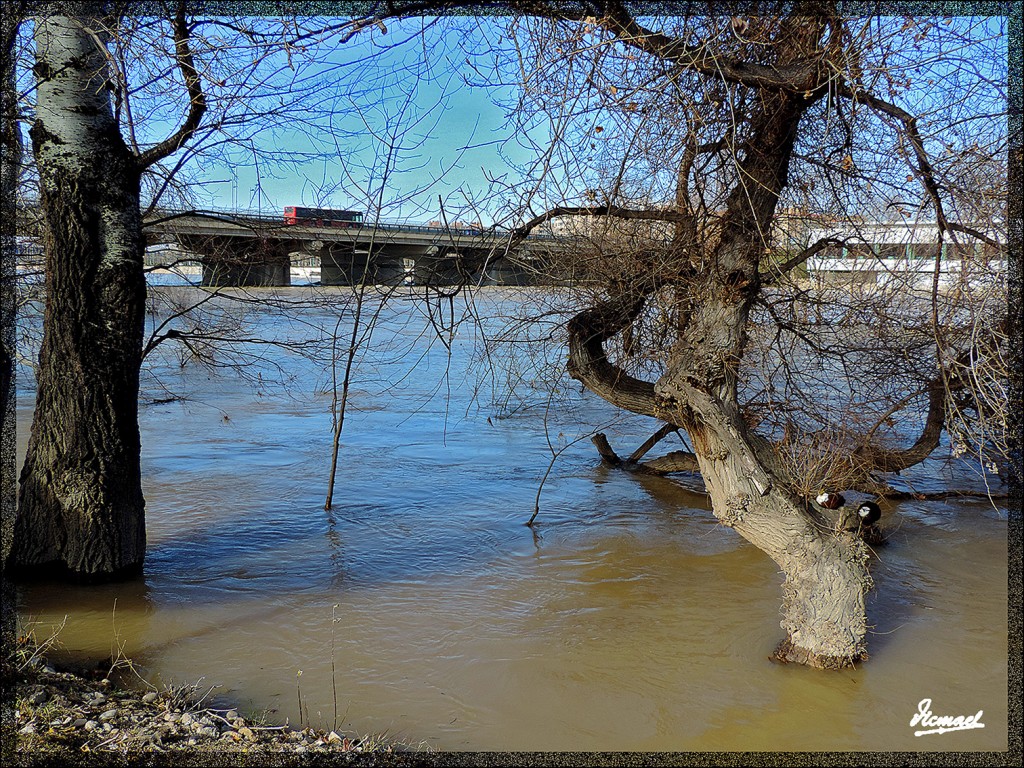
[13,286,1009,751]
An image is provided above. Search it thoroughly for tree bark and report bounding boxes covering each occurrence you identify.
[571,289,874,667]
[663,385,871,667]
[8,8,146,580]
[1,3,26,662]
[1,2,24,570]
[659,15,873,668]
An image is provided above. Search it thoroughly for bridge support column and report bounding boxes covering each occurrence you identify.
[320,248,378,285]
[321,244,423,286]
[177,235,291,287]
[413,248,487,287]
[509,245,576,286]
[480,254,535,286]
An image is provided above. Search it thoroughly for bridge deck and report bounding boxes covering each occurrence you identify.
[142,210,557,249]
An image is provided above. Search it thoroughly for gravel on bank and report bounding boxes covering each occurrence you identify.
[5,639,430,762]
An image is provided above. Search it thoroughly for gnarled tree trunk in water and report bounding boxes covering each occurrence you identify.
[657,78,873,667]
[569,282,872,668]
[565,12,873,668]
[662,386,871,667]
[8,8,147,579]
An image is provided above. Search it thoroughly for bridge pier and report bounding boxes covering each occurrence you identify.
[177,235,293,287]
[319,247,409,285]
[320,249,372,285]
[480,254,535,286]
[516,245,578,286]
[413,248,488,286]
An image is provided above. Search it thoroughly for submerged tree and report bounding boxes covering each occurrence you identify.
[9,5,158,578]
[447,4,1009,667]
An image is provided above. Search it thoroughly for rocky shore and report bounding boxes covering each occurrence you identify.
[5,640,427,763]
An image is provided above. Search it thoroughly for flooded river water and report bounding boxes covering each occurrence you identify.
[13,286,1009,752]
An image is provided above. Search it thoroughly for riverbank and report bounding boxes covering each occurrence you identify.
[4,636,427,763]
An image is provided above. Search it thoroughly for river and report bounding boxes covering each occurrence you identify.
[13,285,1009,752]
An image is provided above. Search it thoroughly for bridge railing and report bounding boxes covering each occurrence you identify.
[144,208,560,241]
[18,202,564,242]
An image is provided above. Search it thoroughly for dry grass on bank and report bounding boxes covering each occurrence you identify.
[3,621,431,764]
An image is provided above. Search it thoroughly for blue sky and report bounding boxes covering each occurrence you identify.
[14,14,538,225]
[160,12,1011,226]
[16,12,1008,227]
[172,16,540,225]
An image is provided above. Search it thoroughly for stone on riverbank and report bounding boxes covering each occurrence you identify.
[8,648,423,760]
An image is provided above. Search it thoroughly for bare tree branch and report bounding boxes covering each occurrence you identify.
[137,1,206,168]
[834,83,1001,250]
[566,292,671,420]
[762,236,845,284]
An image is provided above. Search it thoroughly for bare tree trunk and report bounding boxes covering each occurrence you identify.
[570,293,873,667]
[1,3,23,570]
[8,8,146,580]
[666,385,871,667]
[655,232,873,667]
[1,3,26,659]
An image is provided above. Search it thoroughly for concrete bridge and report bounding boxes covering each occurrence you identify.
[138,209,568,287]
